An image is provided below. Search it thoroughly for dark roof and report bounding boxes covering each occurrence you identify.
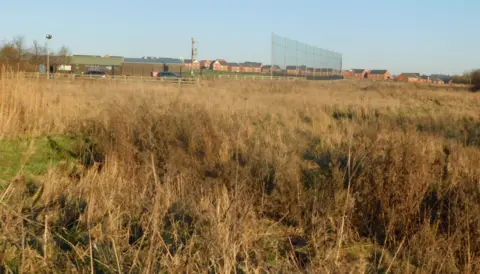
[369,70,388,75]
[286,65,298,70]
[400,73,419,78]
[227,62,240,66]
[243,61,262,68]
[124,57,183,64]
[430,77,443,82]
[262,65,281,69]
[352,69,365,73]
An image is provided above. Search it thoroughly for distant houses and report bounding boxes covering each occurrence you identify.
[395,73,445,84]
[368,70,391,80]
[183,59,200,69]
[343,69,391,80]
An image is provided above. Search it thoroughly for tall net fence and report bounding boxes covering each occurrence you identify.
[271,33,342,78]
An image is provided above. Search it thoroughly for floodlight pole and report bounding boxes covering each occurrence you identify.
[46,34,52,79]
[191,37,194,76]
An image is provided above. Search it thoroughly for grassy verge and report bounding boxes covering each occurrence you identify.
[0,135,88,183]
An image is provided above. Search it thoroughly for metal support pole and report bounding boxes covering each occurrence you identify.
[46,50,49,79]
[284,37,287,78]
[270,32,273,79]
[45,34,52,79]
[191,37,195,76]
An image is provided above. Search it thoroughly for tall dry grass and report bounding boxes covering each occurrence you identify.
[1,76,480,273]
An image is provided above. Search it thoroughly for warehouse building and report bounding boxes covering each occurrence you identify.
[70,55,124,75]
[122,57,185,76]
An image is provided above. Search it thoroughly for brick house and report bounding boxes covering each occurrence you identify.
[241,63,253,73]
[347,69,367,79]
[261,65,281,74]
[183,59,200,69]
[395,73,420,82]
[200,60,211,69]
[210,59,228,71]
[286,65,298,75]
[242,62,262,73]
[227,62,242,73]
[296,65,307,76]
[367,70,391,80]
[430,77,445,84]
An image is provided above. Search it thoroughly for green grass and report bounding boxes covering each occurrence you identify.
[0,136,79,183]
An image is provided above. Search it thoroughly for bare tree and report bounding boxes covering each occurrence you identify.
[29,40,47,65]
[56,45,71,65]
[12,36,26,61]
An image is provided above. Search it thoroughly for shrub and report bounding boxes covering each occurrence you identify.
[471,70,480,92]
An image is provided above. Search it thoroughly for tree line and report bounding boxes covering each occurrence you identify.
[0,36,71,71]
[451,70,480,92]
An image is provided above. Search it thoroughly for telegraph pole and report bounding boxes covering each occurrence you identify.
[191,37,196,76]
[46,34,52,79]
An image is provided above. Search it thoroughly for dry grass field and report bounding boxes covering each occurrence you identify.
[0,75,480,273]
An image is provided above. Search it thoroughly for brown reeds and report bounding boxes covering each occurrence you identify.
[0,75,479,273]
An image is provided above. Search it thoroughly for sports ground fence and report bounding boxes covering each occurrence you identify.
[271,33,343,79]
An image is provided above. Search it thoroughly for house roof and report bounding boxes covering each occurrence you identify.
[71,55,124,66]
[243,61,262,68]
[352,69,365,73]
[400,73,420,78]
[286,65,298,70]
[262,65,281,69]
[227,62,240,66]
[123,57,183,64]
[369,70,388,75]
[214,59,228,65]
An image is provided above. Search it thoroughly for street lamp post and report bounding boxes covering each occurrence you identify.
[46,34,52,79]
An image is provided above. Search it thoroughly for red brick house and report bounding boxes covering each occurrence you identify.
[344,69,367,79]
[430,77,445,84]
[367,70,391,80]
[286,65,298,75]
[299,65,307,75]
[210,59,228,71]
[242,62,262,73]
[316,68,334,76]
[183,59,200,69]
[395,73,420,83]
[262,65,281,74]
[241,64,253,73]
[306,68,316,76]
[227,62,242,73]
[200,60,211,69]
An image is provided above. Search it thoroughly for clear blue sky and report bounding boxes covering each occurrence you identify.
[1,0,478,75]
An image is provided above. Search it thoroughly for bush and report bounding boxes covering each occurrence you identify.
[471,70,480,92]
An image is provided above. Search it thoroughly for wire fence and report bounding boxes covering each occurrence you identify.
[271,33,342,79]
[0,72,198,85]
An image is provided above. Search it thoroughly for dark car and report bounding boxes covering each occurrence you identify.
[157,72,182,78]
[85,71,107,78]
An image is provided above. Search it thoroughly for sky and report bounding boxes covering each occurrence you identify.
[1,0,479,75]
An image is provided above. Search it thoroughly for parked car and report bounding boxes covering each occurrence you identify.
[85,71,107,78]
